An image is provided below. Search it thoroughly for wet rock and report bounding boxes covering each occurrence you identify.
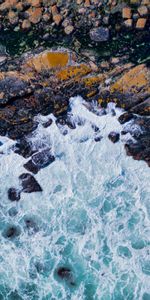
[108,132,120,143]
[94,136,102,142]
[14,138,35,158]
[118,113,134,124]
[2,225,21,239]
[24,149,55,174]
[8,188,21,201]
[42,119,53,128]
[90,27,109,42]
[19,173,42,193]
[56,267,75,286]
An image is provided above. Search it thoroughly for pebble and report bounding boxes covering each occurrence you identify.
[124,19,133,28]
[64,25,74,35]
[137,5,148,16]
[122,7,132,19]
[22,19,31,29]
[53,14,62,25]
[136,18,147,28]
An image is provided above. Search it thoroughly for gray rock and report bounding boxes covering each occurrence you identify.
[90,27,109,42]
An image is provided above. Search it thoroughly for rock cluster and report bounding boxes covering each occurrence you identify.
[0,0,149,37]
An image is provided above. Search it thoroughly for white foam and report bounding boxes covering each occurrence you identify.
[0,96,150,299]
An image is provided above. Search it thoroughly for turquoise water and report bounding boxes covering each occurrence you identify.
[0,97,150,299]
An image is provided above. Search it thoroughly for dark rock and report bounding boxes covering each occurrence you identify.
[19,173,42,193]
[42,119,53,128]
[8,188,21,201]
[118,113,134,124]
[2,225,21,239]
[14,138,35,158]
[23,160,39,174]
[24,149,55,174]
[108,132,120,143]
[130,98,150,116]
[94,136,102,142]
[90,27,109,42]
[57,267,75,286]
[0,77,31,104]
[125,140,145,159]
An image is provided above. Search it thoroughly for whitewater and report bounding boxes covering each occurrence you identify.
[0,96,150,300]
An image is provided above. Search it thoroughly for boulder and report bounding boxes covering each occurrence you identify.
[108,132,120,143]
[24,149,55,174]
[90,27,109,42]
[19,173,42,193]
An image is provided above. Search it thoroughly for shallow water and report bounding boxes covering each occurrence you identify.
[0,96,150,300]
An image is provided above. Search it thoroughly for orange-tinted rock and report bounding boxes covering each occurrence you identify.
[53,14,62,25]
[22,19,31,30]
[122,7,132,19]
[56,64,91,81]
[7,10,18,25]
[16,2,23,11]
[136,18,147,28]
[26,51,69,72]
[83,75,104,86]
[43,13,51,22]
[28,7,42,24]
[84,0,91,7]
[111,64,150,94]
[51,5,58,15]
[27,0,42,7]
[0,0,18,11]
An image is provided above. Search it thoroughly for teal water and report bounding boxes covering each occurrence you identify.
[0,97,150,299]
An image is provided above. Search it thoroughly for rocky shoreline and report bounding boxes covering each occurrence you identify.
[0,1,150,199]
[0,47,150,167]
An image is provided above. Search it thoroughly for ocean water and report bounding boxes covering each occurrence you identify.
[0,96,150,300]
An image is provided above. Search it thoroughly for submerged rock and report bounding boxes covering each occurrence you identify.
[56,266,75,286]
[2,225,21,239]
[19,173,42,193]
[8,188,21,201]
